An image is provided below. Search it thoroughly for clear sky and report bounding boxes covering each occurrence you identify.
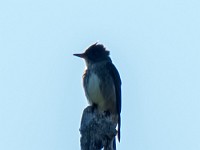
[0,0,200,150]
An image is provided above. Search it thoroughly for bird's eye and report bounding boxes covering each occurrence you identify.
[93,51,99,57]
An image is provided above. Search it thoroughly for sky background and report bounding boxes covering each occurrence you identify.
[0,0,200,150]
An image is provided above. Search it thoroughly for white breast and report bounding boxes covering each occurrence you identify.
[87,73,105,106]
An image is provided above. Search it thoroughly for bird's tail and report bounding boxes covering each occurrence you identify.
[117,115,121,142]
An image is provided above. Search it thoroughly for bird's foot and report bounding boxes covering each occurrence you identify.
[91,104,97,113]
[104,110,111,117]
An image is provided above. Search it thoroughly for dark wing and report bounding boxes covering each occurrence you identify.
[106,62,122,142]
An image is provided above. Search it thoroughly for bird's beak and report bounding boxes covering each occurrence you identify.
[73,53,85,58]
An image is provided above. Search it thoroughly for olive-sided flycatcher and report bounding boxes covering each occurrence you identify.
[74,43,122,142]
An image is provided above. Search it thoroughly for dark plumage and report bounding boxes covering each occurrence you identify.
[74,43,122,142]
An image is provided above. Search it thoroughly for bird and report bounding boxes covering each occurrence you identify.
[74,43,122,142]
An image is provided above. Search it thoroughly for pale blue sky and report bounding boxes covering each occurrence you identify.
[0,0,200,150]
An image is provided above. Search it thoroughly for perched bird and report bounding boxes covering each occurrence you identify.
[74,43,122,142]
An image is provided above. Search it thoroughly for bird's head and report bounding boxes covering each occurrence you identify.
[74,43,110,66]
